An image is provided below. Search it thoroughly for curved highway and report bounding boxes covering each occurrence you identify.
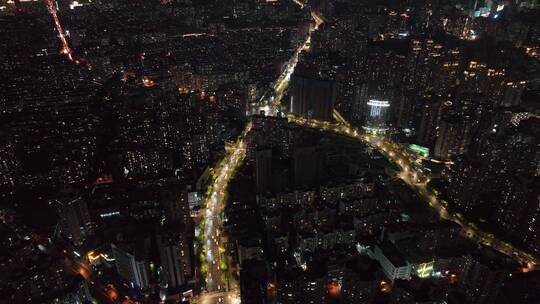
[289,114,539,270]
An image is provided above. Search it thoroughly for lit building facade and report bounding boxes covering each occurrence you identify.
[112,242,151,289]
[362,99,390,134]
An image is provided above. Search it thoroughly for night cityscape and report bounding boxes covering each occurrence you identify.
[1,0,540,303]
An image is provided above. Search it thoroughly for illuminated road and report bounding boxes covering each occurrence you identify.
[46,0,74,61]
[197,3,321,302]
[197,2,322,301]
[289,114,539,269]
[256,4,323,116]
[197,124,250,304]
[292,0,305,8]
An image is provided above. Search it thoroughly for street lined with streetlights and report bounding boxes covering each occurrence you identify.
[199,3,536,304]
[197,123,250,304]
[288,114,539,270]
[197,2,319,302]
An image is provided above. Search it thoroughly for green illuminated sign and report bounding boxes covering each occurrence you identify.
[408,144,429,157]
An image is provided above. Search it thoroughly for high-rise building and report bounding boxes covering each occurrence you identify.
[341,265,379,304]
[255,149,273,193]
[362,99,390,134]
[55,277,94,304]
[407,39,437,93]
[54,195,92,245]
[240,259,267,304]
[416,94,444,146]
[495,176,540,254]
[112,240,151,289]
[290,74,336,120]
[432,48,462,94]
[275,266,328,304]
[351,83,369,124]
[372,242,412,281]
[0,133,18,199]
[434,111,477,159]
[161,188,190,226]
[460,252,512,304]
[396,91,415,131]
[501,80,527,107]
[292,146,323,188]
[469,0,495,17]
[156,227,192,289]
[446,156,488,213]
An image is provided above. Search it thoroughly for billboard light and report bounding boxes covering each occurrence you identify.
[408,144,429,157]
[416,261,434,278]
[367,99,390,107]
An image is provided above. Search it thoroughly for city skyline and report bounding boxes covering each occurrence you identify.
[1,0,539,303]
